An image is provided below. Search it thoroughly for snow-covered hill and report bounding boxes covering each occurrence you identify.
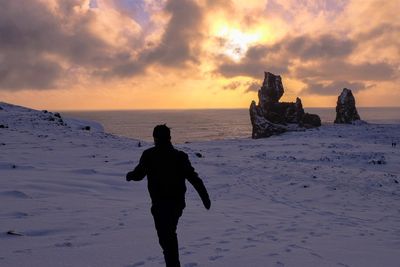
[1,102,399,267]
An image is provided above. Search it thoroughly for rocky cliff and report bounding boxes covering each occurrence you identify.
[249,72,321,139]
[334,88,361,124]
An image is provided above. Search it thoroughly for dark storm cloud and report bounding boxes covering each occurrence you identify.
[355,23,400,56]
[0,0,113,66]
[0,52,63,90]
[284,34,355,60]
[216,44,288,78]
[295,60,395,81]
[0,1,64,90]
[302,80,367,95]
[356,23,400,42]
[107,0,204,78]
[145,0,203,65]
[0,0,118,91]
[0,0,206,90]
[245,45,272,60]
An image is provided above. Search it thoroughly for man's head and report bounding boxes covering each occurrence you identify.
[153,124,171,146]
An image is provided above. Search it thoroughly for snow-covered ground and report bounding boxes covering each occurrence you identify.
[1,102,399,267]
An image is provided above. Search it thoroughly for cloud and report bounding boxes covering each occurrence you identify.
[0,53,63,90]
[215,43,288,78]
[284,34,355,60]
[301,80,367,95]
[222,80,260,92]
[294,60,396,81]
[217,59,288,79]
[0,0,130,90]
[144,0,203,67]
[214,33,355,79]
[222,81,242,90]
[245,81,260,92]
[99,0,205,78]
[0,0,205,90]
[214,29,398,96]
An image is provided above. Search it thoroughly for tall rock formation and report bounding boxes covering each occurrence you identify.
[334,88,361,124]
[249,72,321,139]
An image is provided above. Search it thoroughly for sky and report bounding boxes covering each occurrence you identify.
[0,0,399,110]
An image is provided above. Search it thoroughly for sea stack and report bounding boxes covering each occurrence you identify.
[334,88,361,124]
[249,72,321,139]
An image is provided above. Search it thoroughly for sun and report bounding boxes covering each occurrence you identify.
[214,25,263,62]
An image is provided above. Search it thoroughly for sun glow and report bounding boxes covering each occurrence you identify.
[214,25,263,61]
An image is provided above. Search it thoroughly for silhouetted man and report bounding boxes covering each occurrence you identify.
[126,125,211,267]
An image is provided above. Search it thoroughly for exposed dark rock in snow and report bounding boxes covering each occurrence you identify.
[334,88,361,124]
[301,113,322,128]
[249,72,321,138]
[7,230,24,236]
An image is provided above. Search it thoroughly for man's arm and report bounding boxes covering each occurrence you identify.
[182,153,211,209]
[126,152,147,181]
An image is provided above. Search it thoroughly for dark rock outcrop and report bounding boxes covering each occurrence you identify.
[249,101,287,138]
[334,88,361,124]
[250,72,321,139]
[301,113,322,128]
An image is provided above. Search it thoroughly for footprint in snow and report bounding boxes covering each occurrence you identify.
[54,242,73,248]
[9,211,29,218]
[13,249,32,254]
[215,247,230,252]
[209,255,223,261]
[190,242,210,248]
[198,236,211,241]
[70,169,97,175]
[0,190,30,199]
[242,244,257,249]
[130,261,145,267]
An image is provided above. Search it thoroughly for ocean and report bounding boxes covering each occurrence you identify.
[62,107,400,143]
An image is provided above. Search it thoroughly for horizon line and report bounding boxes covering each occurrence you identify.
[59,106,400,112]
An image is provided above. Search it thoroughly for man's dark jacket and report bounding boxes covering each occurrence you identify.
[126,144,210,207]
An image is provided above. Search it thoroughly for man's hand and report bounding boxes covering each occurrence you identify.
[202,197,211,210]
[126,171,133,181]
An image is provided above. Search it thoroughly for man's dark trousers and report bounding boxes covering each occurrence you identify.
[151,202,185,267]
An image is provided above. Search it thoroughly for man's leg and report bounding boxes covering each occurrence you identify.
[151,204,183,267]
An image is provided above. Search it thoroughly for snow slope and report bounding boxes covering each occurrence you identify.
[1,102,399,267]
